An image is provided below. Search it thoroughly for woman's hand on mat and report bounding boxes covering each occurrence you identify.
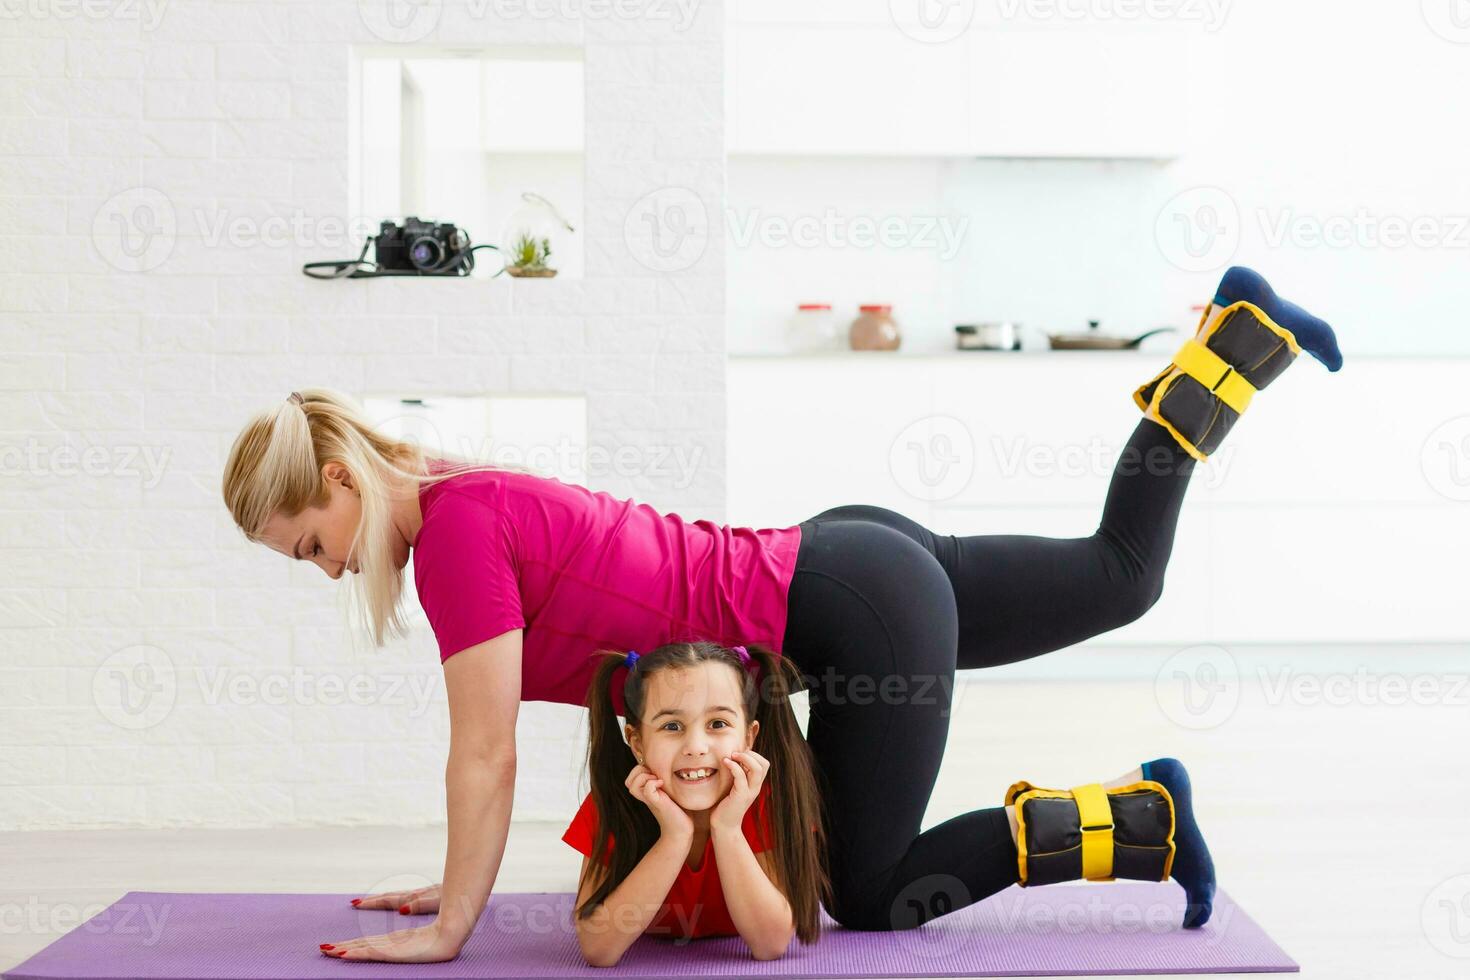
[348,882,441,915]
[318,919,460,962]
[710,749,769,835]
[627,763,693,840]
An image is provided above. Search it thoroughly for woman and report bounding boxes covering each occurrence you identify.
[222,267,1341,963]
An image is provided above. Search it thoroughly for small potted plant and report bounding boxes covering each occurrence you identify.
[504,231,556,278]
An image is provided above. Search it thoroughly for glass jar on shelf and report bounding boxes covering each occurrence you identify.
[849,304,901,350]
[784,303,842,352]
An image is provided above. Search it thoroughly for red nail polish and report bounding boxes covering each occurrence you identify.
[398,904,411,915]
[349,899,361,906]
[320,944,334,950]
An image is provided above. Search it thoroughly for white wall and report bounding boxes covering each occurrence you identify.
[1,2,725,830]
[727,0,1470,356]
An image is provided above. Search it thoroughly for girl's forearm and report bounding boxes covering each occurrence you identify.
[577,834,690,966]
[436,749,517,948]
[711,827,794,959]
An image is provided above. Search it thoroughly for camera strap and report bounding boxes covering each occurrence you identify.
[301,239,503,279]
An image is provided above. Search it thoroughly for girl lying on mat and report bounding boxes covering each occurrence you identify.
[564,640,830,965]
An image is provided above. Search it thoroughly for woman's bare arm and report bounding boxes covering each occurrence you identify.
[434,629,524,949]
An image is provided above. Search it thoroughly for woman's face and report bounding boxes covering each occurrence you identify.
[628,661,758,812]
[258,462,402,578]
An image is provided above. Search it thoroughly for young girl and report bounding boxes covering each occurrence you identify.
[564,638,1220,966]
[564,640,831,965]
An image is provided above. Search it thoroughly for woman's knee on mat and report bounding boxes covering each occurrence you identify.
[827,873,968,932]
[826,879,900,931]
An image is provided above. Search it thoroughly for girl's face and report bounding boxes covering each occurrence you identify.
[627,661,758,812]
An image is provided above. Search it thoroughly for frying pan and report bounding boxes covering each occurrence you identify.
[1046,320,1176,350]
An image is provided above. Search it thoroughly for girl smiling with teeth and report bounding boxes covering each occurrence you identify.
[562,640,829,966]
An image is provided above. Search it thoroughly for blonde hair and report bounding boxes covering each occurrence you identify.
[221,387,540,647]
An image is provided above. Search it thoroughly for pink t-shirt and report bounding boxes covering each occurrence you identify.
[411,460,803,713]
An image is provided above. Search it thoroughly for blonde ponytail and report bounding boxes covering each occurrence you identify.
[222,387,539,647]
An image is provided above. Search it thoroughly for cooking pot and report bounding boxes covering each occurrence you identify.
[955,322,1021,351]
[1046,320,1176,350]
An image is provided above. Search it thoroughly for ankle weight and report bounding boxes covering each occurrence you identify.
[1133,300,1302,461]
[1005,780,1177,886]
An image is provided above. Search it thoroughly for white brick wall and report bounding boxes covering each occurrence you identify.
[1,0,727,830]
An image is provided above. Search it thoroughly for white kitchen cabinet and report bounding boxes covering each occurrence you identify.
[727,24,973,156]
[727,24,1187,158]
[965,29,1189,159]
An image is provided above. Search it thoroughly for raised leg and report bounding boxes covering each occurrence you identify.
[807,414,1195,671]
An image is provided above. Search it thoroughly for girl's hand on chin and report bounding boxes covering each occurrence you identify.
[626,762,694,840]
[710,749,769,835]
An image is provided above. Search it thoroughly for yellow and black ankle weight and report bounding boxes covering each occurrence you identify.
[1005,780,1177,886]
[1134,301,1302,461]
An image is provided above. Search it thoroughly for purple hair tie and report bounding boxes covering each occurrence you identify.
[624,649,640,671]
[732,644,749,666]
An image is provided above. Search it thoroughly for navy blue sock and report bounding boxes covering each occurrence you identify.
[1213,265,1343,372]
[1140,757,1216,929]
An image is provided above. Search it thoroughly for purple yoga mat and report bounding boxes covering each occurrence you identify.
[4,884,1296,979]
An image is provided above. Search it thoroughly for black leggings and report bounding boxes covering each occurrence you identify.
[778,417,1197,930]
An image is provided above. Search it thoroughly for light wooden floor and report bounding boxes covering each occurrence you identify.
[5,652,1468,979]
